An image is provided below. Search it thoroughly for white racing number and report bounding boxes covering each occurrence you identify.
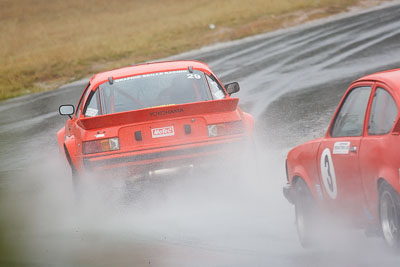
[320,148,338,199]
[187,73,201,79]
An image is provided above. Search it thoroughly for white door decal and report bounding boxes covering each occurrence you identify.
[333,141,350,154]
[320,148,338,199]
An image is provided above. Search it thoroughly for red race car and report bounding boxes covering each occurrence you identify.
[284,69,400,249]
[57,60,254,181]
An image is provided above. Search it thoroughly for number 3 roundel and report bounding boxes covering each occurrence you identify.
[320,148,338,199]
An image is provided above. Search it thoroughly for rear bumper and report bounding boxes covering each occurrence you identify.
[81,136,245,174]
[283,183,294,204]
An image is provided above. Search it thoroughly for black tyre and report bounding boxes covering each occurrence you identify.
[379,182,400,249]
[64,146,82,197]
[71,166,81,191]
[294,178,317,248]
[70,166,85,204]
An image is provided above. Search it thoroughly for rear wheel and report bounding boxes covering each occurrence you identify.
[64,146,82,195]
[379,182,400,249]
[294,178,317,248]
[71,166,81,191]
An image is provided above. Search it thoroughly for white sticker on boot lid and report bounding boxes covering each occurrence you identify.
[151,126,175,138]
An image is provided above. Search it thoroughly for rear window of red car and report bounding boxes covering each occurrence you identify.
[84,69,227,116]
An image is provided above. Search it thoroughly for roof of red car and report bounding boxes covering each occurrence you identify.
[90,60,212,86]
[355,68,400,91]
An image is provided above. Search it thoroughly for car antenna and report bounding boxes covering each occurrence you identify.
[188,66,193,73]
[108,76,114,85]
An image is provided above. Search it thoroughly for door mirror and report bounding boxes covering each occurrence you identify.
[224,82,240,95]
[59,105,75,118]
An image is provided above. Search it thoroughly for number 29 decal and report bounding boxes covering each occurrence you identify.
[320,148,338,199]
[187,73,201,79]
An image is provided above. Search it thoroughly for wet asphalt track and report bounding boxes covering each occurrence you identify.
[1,2,400,266]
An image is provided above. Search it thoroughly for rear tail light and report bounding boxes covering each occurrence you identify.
[207,121,245,137]
[225,121,245,135]
[207,124,226,137]
[82,138,120,154]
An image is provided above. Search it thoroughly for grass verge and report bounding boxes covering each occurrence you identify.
[0,0,386,100]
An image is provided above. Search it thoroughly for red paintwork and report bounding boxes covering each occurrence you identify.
[286,68,400,228]
[57,60,254,175]
[77,98,239,130]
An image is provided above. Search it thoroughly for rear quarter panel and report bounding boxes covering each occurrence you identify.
[57,127,66,153]
[240,110,254,136]
[360,124,400,220]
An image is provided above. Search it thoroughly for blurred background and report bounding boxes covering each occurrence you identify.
[0,0,381,100]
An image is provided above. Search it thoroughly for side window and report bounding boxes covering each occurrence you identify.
[368,88,398,135]
[83,89,101,117]
[331,86,371,137]
[75,82,91,117]
[206,75,226,100]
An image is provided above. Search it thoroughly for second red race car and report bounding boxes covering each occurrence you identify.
[284,69,400,250]
[58,60,254,183]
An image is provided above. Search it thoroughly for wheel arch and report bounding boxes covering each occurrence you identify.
[377,177,400,209]
[287,140,322,201]
[64,136,80,170]
[291,173,318,201]
[63,144,74,169]
[377,177,400,248]
[377,177,387,191]
[377,172,400,196]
